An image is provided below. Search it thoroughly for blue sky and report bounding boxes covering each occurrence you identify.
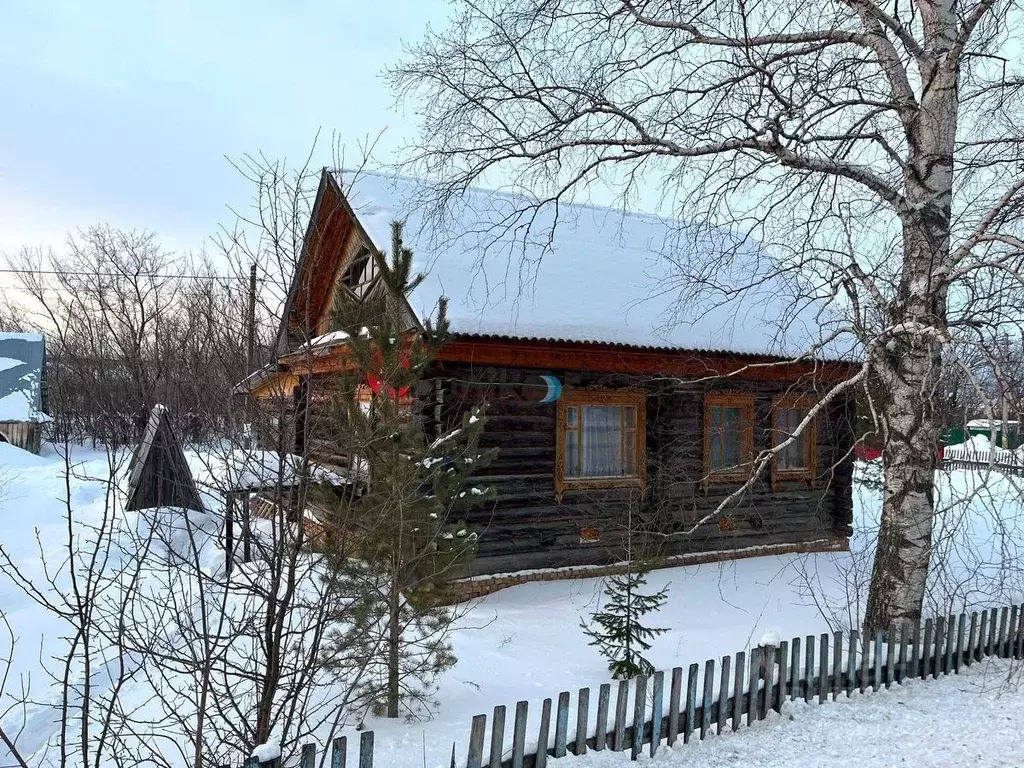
[0,1,447,254]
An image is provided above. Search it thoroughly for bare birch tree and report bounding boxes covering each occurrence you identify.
[390,0,1024,630]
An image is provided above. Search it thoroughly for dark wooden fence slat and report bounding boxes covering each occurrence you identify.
[300,744,315,768]
[990,607,1000,656]
[845,630,857,697]
[978,610,989,661]
[330,736,346,768]
[859,631,870,692]
[832,633,842,701]
[922,619,933,680]
[777,642,789,713]
[536,698,552,768]
[885,625,896,688]
[612,683,627,753]
[468,715,487,768]
[685,663,699,743]
[667,668,682,746]
[896,625,908,684]
[790,637,801,701]
[955,613,967,673]
[748,646,761,724]
[911,622,921,680]
[804,635,815,704]
[574,688,589,757]
[818,633,829,704]
[630,676,647,760]
[358,731,373,768]
[1016,605,1024,659]
[873,630,884,691]
[1000,607,1011,658]
[761,647,773,716]
[1007,606,1019,659]
[701,660,714,737]
[490,705,506,767]
[732,652,745,732]
[512,701,528,768]
[553,692,570,759]
[966,612,979,667]
[650,672,664,757]
[594,685,610,752]
[719,654,732,733]
[945,614,956,674]
[933,617,945,678]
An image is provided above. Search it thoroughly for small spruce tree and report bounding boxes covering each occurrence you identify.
[581,506,669,679]
[318,220,497,720]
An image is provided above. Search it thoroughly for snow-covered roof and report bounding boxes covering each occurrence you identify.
[331,170,847,359]
[0,333,45,423]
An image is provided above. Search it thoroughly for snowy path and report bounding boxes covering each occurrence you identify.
[550,658,1024,767]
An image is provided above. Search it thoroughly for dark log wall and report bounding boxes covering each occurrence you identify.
[424,362,855,577]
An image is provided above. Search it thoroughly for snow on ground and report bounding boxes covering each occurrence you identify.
[550,658,1024,767]
[2,445,1024,767]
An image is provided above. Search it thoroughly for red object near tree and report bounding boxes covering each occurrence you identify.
[854,443,883,461]
[366,350,411,398]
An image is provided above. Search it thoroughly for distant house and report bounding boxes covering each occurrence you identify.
[245,170,858,578]
[0,333,47,453]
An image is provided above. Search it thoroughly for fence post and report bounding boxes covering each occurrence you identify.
[804,635,815,704]
[554,691,570,759]
[512,701,528,768]
[873,630,884,690]
[574,687,589,757]
[748,646,761,724]
[685,663,699,742]
[468,715,487,768]
[630,675,647,760]
[594,685,610,751]
[732,652,745,732]
[719,655,733,733]
[536,697,553,768]
[832,632,843,700]
[650,671,664,757]
[612,683,627,752]
[668,668,683,745]
[885,625,896,688]
[818,634,829,704]
[845,629,857,696]
[776,642,789,713]
[489,705,506,767]
[933,616,945,678]
[966,612,979,667]
[701,660,714,736]
[790,637,801,701]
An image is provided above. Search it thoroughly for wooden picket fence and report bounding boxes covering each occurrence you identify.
[941,444,1024,476]
[464,604,1024,768]
[222,731,376,768]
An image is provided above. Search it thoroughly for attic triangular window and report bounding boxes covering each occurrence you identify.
[341,247,376,298]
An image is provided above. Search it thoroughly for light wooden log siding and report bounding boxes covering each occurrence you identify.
[462,602,1024,768]
[426,362,854,577]
[0,420,41,454]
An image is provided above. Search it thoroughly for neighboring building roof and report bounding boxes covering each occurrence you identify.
[330,169,850,360]
[0,333,45,423]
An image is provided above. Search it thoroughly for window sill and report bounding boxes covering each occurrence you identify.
[557,476,644,501]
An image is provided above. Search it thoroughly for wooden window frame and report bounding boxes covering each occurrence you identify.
[771,393,817,484]
[555,388,646,502]
[703,392,755,483]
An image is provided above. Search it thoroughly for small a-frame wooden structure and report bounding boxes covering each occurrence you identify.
[125,404,204,512]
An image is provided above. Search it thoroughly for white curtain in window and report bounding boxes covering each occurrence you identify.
[582,405,622,476]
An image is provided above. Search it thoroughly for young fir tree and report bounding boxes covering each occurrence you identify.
[318,221,497,720]
[581,506,669,679]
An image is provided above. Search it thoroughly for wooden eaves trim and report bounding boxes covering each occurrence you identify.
[435,336,855,382]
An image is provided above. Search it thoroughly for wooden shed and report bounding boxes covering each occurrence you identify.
[247,170,859,578]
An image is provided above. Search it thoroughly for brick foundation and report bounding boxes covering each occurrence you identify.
[448,538,849,603]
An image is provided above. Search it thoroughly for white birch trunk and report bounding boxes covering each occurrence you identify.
[865,0,959,631]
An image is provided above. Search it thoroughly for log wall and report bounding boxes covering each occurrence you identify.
[425,362,855,577]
